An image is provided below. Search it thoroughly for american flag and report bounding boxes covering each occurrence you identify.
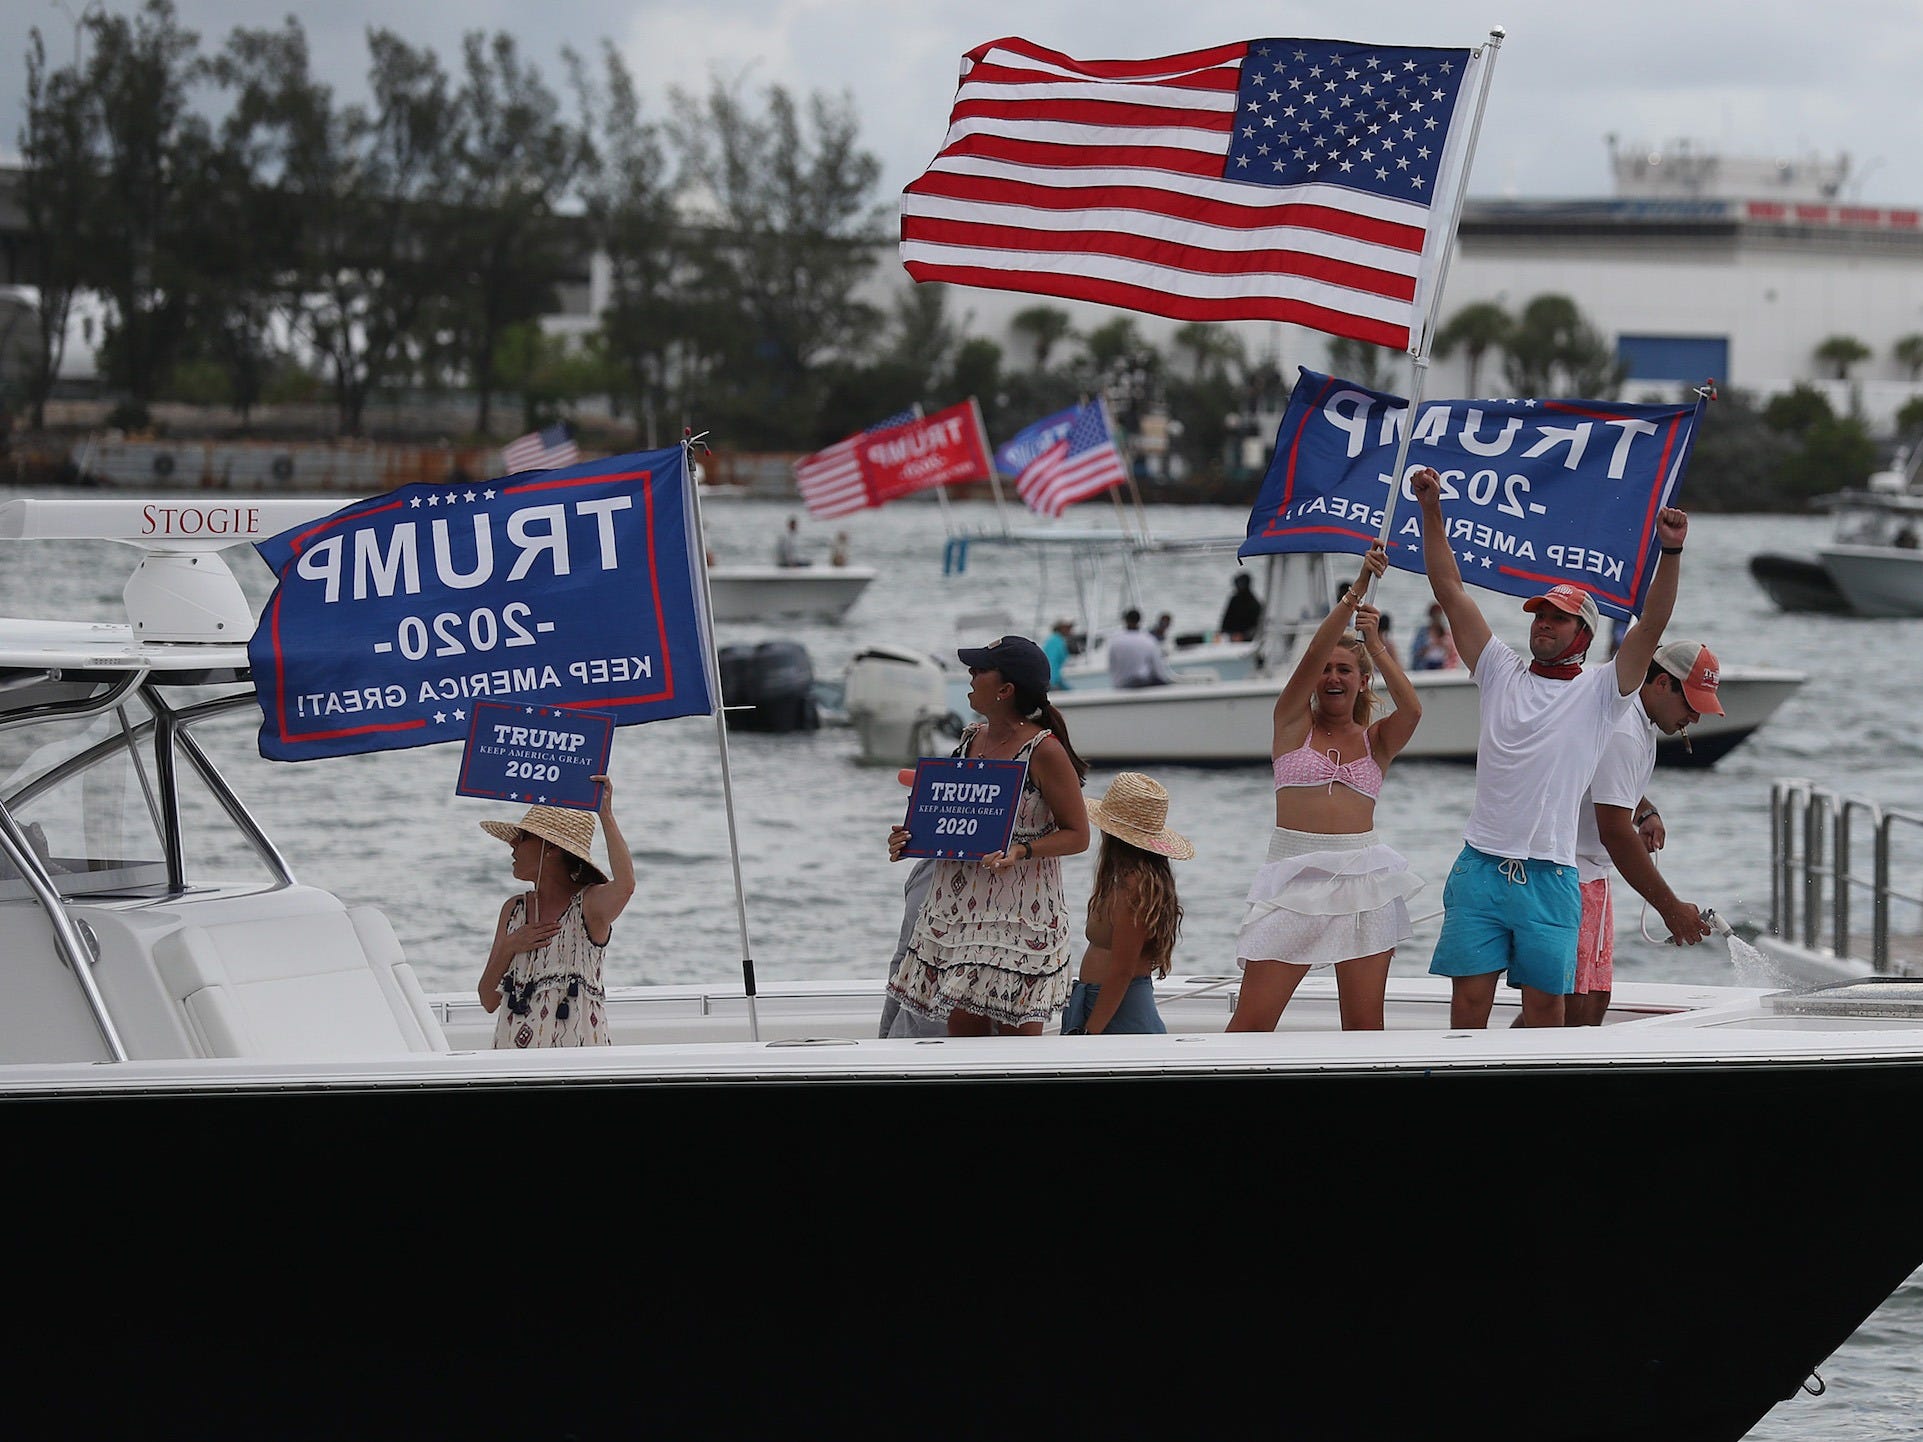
[1015,398,1128,517]
[901,36,1481,350]
[500,424,580,474]
[793,408,920,518]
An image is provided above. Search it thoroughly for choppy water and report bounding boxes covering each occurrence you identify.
[4,487,1920,1435]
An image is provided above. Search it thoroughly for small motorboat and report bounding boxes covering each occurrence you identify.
[1750,446,1923,617]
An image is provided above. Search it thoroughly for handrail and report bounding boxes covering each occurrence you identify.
[1770,778,1923,972]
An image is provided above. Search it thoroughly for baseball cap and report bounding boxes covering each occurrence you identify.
[1522,583,1601,636]
[1652,640,1724,715]
[956,635,1052,694]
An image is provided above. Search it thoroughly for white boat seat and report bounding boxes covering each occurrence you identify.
[152,891,448,1059]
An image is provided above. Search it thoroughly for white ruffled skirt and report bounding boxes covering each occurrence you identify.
[1236,826,1424,970]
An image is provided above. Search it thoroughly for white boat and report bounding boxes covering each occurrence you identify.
[1750,446,1923,617]
[857,536,1804,769]
[707,561,876,621]
[1,495,1914,1440]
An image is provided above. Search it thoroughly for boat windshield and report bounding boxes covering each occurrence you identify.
[1833,506,1914,547]
[0,683,279,900]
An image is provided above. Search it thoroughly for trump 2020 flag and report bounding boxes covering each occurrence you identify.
[902,36,1485,349]
[1238,368,1708,623]
[793,400,993,517]
[1015,398,1129,518]
[249,446,713,761]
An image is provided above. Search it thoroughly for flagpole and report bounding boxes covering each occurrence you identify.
[968,396,1013,534]
[682,428,760,1042]
[1362,26,1506,601]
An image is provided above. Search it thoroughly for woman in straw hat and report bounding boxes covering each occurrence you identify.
[477,775,635,1048]
[886,634,1090,1036]
[1063,772,1192,1036]
[1228,545,1425,1032]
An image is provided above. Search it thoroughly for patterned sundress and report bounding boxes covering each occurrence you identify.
[886,724,1075,1028]
[491,889,612,1049]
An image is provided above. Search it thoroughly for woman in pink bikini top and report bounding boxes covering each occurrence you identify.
[1268,547,1421,836]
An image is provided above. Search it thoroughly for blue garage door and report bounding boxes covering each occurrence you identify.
[1616,335,1729,384]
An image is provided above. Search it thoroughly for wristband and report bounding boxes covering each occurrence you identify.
[1635,809,1658,826]
[1019,840,1033,861]
[1660,545,1683,555]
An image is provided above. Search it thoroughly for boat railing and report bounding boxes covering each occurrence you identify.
[1770,778,1923,973]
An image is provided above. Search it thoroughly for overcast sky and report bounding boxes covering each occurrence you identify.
[6,0,1923,206]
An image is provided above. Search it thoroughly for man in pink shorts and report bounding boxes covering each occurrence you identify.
[1568,641,1722,1024]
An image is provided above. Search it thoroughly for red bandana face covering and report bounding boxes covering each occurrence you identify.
[1529,625,1591,681]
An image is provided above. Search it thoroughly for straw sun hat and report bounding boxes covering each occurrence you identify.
[480,805,609,885]
[1085,773,1194,861]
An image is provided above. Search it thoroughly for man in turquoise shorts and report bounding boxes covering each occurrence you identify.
[1410,466,1692,1028]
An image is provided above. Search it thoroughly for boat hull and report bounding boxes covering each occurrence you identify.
[1816,544,1923,618]
[1046,663,1804,768]
[1749,550,1853,613]
[708,564,876,621]
[17,1052,1923,1441]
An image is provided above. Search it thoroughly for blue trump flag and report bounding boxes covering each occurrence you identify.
[249,446,713,761]
[993,405,1078,479]
[1239,369,1708,622]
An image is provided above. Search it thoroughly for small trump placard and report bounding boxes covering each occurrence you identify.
[457,701,614,810]
[900,756,1027,861]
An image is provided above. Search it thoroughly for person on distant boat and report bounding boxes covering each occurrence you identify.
[1568,641,1721,1025]
[775,515,811,567]
[1107,607,1176,687]
[1414,464,1691,1029]
[1042,617,1076,690]
[1150,612,1174,645]
[477,780,635,1049]
[1219,572,1263,642]
[1413,604,1459,671]
[886,635,1091,1036]
[1895,524,1920,549]
[1062,772,1192,1036]
[1227,545,1425,1033]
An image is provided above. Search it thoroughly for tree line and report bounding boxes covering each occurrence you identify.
[12,2,1917,505]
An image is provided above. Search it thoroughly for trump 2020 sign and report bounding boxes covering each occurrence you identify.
[249,447,713,762]
[1239,369,1707,623]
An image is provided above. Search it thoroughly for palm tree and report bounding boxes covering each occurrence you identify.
[1814,334,1872,381]
[1893,333,1923,383]
[1010,305,1075,370]
[1433,301,1513,396]
[1171,321,1244,380]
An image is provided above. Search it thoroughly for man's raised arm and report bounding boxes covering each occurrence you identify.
[1410,467,1492,672]
[1614,508,1689,694]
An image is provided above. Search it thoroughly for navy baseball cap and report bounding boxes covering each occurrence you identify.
[956,635,1051,694]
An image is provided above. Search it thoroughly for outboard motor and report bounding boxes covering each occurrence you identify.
[718,640,821,733]
[842,643,960,766]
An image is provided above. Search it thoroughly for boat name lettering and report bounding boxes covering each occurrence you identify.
[490,724,591,752]
[293,497,635,603]
[866,416,964,468]
[141,504,262,537]
[1323,389,1660,479]
[924,780,1004,804]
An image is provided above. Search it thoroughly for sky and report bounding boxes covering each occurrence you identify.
[6,0,1923,208]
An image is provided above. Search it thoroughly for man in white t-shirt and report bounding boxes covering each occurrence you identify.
[1107,608,1176,688]
[1568,640,1722,1024]
[1411,465,1692,1028]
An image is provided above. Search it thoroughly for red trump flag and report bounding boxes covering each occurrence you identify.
[793,400,992,517]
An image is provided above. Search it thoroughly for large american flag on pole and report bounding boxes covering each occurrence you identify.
[793,409,921,517]
[901,36,1484,350]
[1015,397,1128,518]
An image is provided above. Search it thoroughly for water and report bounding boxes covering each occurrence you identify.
[4,487,1921,1434]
